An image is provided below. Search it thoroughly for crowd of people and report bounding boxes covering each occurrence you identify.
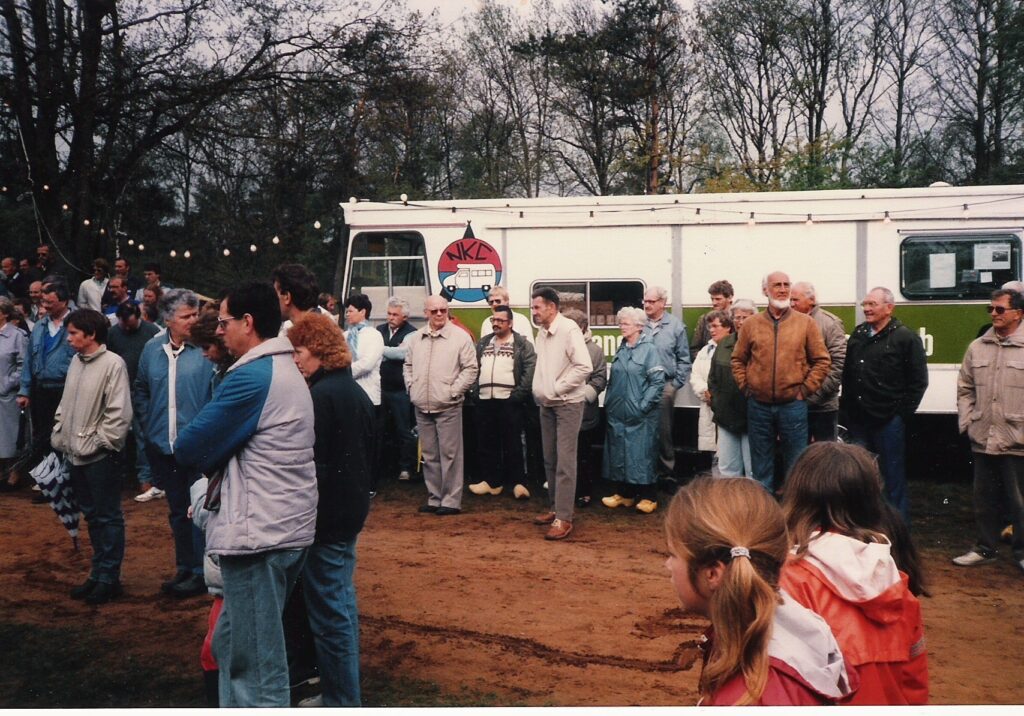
[2,248,1023,707]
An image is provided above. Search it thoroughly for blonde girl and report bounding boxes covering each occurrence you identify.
[665,477,854,705]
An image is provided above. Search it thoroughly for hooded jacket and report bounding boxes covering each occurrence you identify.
[174,337,318,556]
[50,346,133,465]
[957,323,1024,456]
[780,531,928,705]
[702,590,857,706]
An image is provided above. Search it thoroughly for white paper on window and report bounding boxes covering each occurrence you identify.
[974,243,1011,270]
[929,253,956,288]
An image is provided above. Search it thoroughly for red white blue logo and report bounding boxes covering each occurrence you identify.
[438,224,502,303]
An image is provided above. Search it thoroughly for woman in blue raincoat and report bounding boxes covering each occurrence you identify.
[601,306,666,514]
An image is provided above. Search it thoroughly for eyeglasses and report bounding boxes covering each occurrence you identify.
[487,298,505,305]
[987,305,1019,315]
[428,308,448,315]
[216,316,241,328]
[490,317,510,324]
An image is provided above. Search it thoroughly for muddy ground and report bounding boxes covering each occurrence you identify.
[1,477,1022,706]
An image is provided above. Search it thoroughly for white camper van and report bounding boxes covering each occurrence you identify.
[340,184,1024,469]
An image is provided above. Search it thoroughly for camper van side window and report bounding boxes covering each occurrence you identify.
[900,234,1021,300]
[532,280,645,327]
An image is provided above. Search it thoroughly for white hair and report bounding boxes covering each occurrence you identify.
[645,285,668,301]
[387,296,411,317]
[869,286,895,305]
[616,306,647,326]
[791,281,816,300]
[731,298,756,313]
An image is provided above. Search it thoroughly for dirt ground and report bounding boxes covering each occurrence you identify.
[1,476,1022,707]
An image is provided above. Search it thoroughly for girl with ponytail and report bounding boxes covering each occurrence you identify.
[780,441,929,705]
[665,477,855,705]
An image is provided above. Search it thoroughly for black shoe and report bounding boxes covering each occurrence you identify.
[32,492,48,504]
[368,490,378,499]
[418,504,438,513]
[435,506,461,516]
[70,578,98,600]
[169,574,207,598]
[84,581,123,605]
[160,570,190,594]
[576,495,591,508]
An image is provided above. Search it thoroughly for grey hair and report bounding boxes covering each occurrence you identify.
[488,286,510,300]
[562,307,588,332]
[158,288,199,323]
[616,306,647,327]
[761,271,789,290]
[731,298,756,313]
[387,296,411,317]
[869,286,895,305]
[0,297,15,320]
[1002,280,1024,293]
[792,281,816,300]
[646,285,669,301]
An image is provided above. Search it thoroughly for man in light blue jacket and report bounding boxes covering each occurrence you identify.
[176,281,317,708]
[135,289,212,598]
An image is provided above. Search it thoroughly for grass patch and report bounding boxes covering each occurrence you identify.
[0,621,203,707]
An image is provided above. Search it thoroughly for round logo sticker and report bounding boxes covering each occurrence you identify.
[438,227,502,303]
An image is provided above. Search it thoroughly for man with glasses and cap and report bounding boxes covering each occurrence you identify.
[841,286,928,522]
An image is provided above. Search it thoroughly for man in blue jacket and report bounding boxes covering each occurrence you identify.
[176,281,317,708]
[135,289,212,598]
[17,279,76,487]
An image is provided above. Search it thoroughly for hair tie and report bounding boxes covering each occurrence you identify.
[730,546,750,560]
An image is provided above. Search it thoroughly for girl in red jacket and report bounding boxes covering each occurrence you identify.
[780,441,929,705]
[665,477,855,706]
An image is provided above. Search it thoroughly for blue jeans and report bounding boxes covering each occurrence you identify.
[381,389,417,473]
[717,427,752,478]
[215,548,308,707]
[130,411,151,485]
[303,540,361,707]
[847,414,909,522]
[746,398,808,491]
[147,448,204,576]
[69,453,125,584]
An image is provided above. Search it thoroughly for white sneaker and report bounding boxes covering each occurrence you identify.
[543,481,548,490]
[468,481,502,496]
[398,470,411,482]
[32,483,41,492]
[134,486,166,503]
[952,549,997,566]
[297,694,323,707]
[513,484,530,499]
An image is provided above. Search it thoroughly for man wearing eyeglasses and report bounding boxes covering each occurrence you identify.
[840,287,928,522]
[642,285,692,485]
[403,295,479,515]
[468,306,536,499]
[954,288,1024,573]
[479,287,535,345]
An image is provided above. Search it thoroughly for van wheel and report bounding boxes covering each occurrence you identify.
[480,284,491,293]
[444,284,455,293]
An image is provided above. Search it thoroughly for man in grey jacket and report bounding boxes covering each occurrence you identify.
[52,309,132,605]
[954,288,1024,573]
[791,281,847,442]
[404,295,479,515]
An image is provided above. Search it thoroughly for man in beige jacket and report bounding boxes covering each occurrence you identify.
[954,288,1024,573]
[51,309,132,605]
[530,287,592,540]
[404,295,478,515]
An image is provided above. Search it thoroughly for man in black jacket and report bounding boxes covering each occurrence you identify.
[841,287,928,522]
[468,305,537,499]
[376,296,418,481]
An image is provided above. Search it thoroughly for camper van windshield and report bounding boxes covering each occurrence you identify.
[346,231,429,319]
[901,233,1021,300]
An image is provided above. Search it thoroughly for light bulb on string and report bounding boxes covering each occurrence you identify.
[83,218,91,226]
[883,211,891,224]
[349,197,358,204]
[805,214,813,226]
[747,212,756,227]
[138,243,145,251]
[183,250,191,259]
[128,239,135,246]
[170,250,177,258]
[249,244,257,253]
[99,228,105,235]
[313,220,322,230]
[223,248,231,257]
[962,203,970,219]
[42,184,50,191]
[61,203,69,211]
[272,235,280,245]
[400,193,408,204]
